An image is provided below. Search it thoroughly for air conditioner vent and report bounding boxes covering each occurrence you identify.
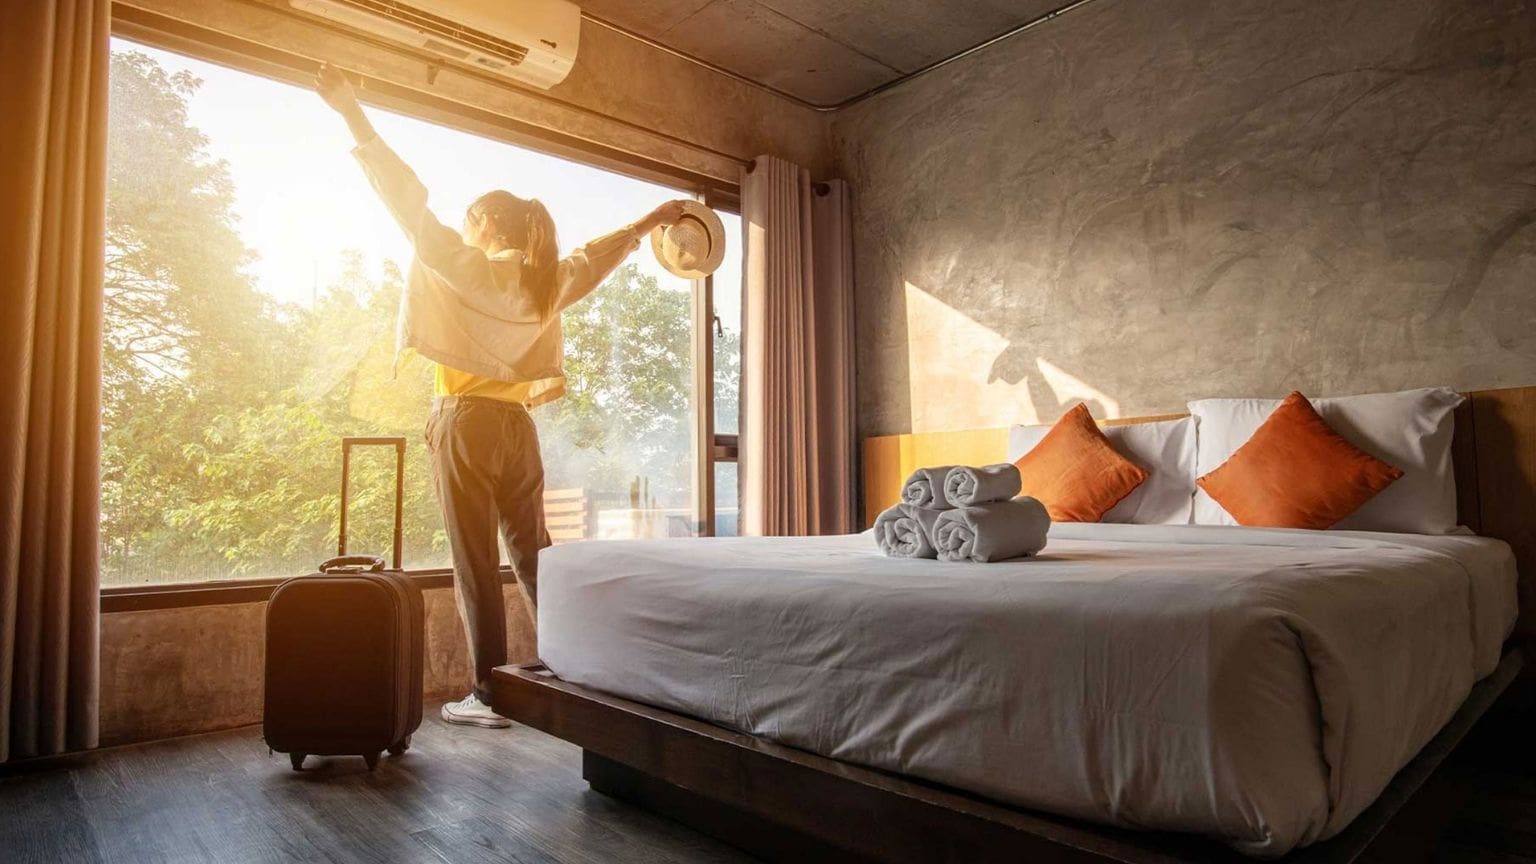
[331,0,529,66]
[289,0,579,90]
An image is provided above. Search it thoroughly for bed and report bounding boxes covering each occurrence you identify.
[492,385,1536,863]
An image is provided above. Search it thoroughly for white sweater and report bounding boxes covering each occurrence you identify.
[352,136,641,406]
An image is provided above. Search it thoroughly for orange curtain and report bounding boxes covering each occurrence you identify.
[740,156,856,536]
[0,0,109,761]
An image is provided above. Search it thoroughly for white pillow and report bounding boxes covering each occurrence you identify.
[1188,388,1464,534]
[1008,416,1196,525]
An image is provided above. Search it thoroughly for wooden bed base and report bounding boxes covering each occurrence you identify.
[492,649,1525,864]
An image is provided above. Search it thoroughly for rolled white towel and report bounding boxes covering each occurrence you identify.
[873,503,943,558]
[933,497,1051,563]
[901,465,958,509]
[942,463,1022,507]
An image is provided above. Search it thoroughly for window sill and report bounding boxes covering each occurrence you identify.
[100,567,512,613]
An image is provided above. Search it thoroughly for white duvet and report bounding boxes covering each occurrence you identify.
[537,523,1517,857]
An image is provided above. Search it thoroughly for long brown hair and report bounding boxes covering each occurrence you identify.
[468,190,560,318]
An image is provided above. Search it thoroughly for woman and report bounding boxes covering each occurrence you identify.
[316,63,686,728]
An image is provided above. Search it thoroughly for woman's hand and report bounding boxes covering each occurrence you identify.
[316,62,379,146]
[632,200,690,236]
[316,62,361,116]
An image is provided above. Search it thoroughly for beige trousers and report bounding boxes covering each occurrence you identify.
[426,395,549,703]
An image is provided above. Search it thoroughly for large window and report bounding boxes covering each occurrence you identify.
[103,38,738,585]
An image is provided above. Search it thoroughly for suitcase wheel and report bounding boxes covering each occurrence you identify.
[388,736,411,756]
[363,752,381,771]
[289,753,306,771]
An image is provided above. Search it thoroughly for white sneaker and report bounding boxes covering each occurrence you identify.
[440,693,512,728]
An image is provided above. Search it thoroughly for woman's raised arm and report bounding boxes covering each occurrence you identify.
[556,201,691,309]
[316,63,378,147]
[315,64,523,319]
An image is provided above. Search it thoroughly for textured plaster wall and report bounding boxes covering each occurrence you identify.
[100,585,536,746]
[832,0,1536,435]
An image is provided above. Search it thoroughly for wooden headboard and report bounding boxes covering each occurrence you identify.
[862,386,1536,639]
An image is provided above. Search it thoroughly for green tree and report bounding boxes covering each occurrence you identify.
[164,257,448,577]
[102,51,287,580]
[105,52,283,397]
[542,263,695,506]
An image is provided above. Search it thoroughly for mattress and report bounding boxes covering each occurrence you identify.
[537,523,1518,857]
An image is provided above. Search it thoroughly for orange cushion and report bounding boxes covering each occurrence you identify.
[1196,391,1404,529]
[1013,403,1149,522]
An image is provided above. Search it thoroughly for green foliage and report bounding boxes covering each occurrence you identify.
[544,263,690,498]
[101,50,730,584]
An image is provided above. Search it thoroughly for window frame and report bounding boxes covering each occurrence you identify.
[698,189,742,537]
[100,8,742,607]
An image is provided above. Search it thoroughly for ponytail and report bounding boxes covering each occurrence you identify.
[521,199,559,319]
[468,190,561,320]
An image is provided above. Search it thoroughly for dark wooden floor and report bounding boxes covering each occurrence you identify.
[1435,748,1536,864]
[3,698,1536,863]
[0,701,756,864]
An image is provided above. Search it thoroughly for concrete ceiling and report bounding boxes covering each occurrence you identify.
[579,0,1071,107]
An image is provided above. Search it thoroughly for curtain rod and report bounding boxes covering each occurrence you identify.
[742,159,832,195]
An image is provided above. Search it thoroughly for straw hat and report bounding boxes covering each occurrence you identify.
[651,200,726,279]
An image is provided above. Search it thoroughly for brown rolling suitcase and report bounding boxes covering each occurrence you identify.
[263,436,424,771]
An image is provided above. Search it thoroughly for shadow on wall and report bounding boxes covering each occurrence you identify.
[903,280,1120,432]
[840,0,1536,439]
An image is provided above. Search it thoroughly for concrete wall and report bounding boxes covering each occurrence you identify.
[832,0,1536,435]
[100,584,536,745]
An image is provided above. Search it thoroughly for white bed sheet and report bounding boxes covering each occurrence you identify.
[537,523,1517,857]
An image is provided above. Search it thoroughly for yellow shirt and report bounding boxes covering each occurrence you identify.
[434,363,565,405]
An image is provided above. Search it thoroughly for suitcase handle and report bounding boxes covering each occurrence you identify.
[338,436,406,570]
[318,555,386,573]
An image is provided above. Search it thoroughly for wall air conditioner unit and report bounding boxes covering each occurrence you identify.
[289,0,580,90]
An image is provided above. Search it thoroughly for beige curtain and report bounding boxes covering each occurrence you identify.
[0,0,109,761]
[740,156,856,536]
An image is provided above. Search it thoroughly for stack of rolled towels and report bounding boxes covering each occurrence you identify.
[873,463,1051,562]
